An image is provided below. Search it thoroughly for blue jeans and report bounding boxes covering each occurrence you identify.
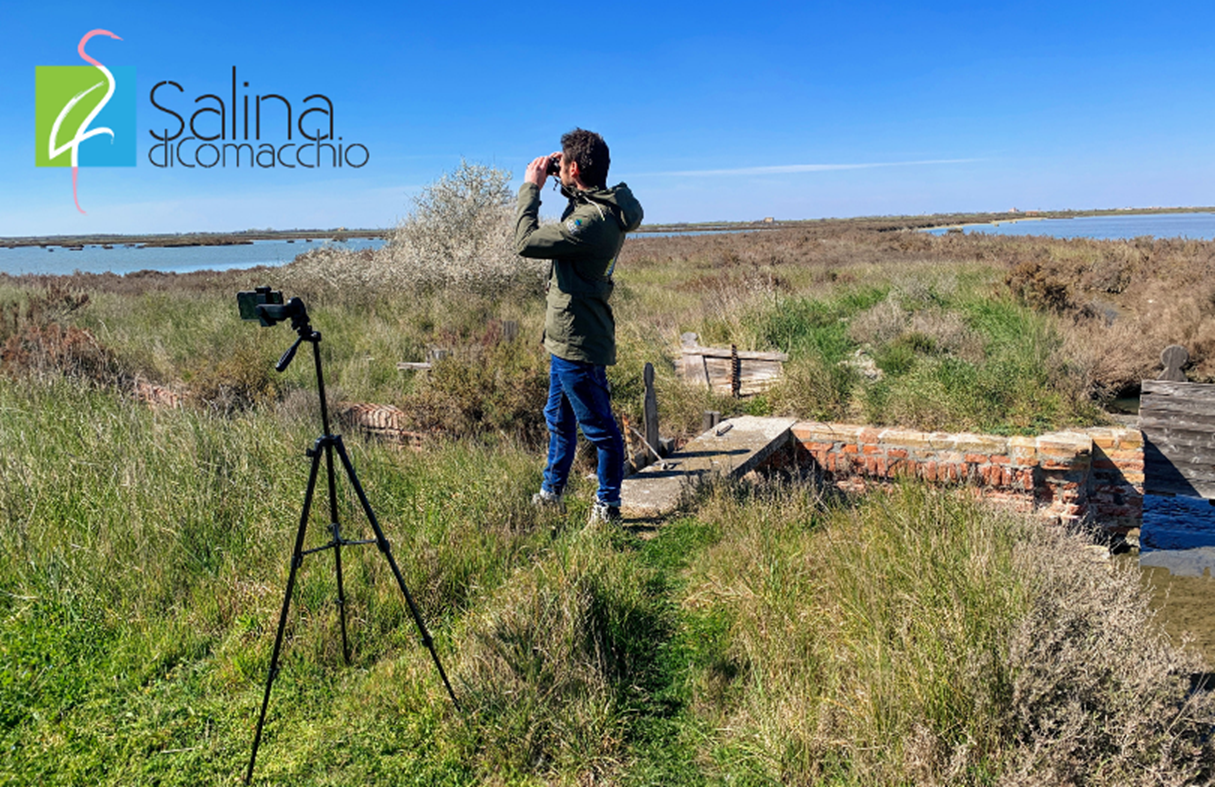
[541,354,624,507]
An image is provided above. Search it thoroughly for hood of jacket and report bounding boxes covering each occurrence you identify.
[561,182,644,232]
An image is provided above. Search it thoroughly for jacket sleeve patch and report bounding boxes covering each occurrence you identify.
[565,218,585,235]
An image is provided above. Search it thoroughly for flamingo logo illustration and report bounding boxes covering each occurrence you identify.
[35,30,135,213]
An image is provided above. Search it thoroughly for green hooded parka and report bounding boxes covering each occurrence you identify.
[515,181,644,365]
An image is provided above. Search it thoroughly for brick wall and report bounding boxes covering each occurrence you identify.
[782,422,1144,532]
[1086,428,1145,532]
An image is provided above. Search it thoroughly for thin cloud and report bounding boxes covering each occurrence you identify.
[645,158,982,177]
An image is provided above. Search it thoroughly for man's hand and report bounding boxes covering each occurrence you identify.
[525,152,562,188]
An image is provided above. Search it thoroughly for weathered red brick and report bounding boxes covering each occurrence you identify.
[888,448,908,460]
[989,454,1011,465]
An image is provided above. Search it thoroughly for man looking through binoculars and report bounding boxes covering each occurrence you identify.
[515,129,644,524]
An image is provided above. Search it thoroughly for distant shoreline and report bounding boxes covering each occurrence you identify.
[634,206,1215,235]
[0,228,389,250]
[7,206,1215,247]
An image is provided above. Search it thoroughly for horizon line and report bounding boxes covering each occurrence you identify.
[641,158,984,177]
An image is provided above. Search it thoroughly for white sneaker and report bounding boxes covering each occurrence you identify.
[531,488,565,508]
[588,501,622,525]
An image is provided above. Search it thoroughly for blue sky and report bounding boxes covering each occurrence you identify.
[4,0,1215,236]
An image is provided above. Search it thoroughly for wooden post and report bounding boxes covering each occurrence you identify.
[702,411,721,433]
[1159,345,1189,382]
[643,362,660,458]
[502,320,519,343]
[730,344,741,398]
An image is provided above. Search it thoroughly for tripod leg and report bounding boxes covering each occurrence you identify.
[332,436,462,711]
[323,440,352,665]
[246,445,323,784]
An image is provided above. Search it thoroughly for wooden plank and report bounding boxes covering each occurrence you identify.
[1140,418,1215,436]
[1144,465,1215,486]
[1136,428,1215,451]
[1145,478,1215,498]
[1143,379,1215,393]
[1139,411,1215,428]
[1141,380,1215,499]
[1138,401,1215,420]
[1142,380,1215,398]
[1144,443,1215,463]
[683,347,790,362]
[1143,448,1215,496]
[1145,477,1215,498]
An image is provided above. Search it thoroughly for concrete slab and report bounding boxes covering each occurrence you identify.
[620,416,797,519]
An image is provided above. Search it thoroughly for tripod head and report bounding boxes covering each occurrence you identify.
[236,287,318,373]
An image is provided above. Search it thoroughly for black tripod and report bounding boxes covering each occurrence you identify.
[244,296,459,784]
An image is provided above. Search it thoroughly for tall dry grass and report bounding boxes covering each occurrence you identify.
[4,206,1215,783]
[680,482,1214,786]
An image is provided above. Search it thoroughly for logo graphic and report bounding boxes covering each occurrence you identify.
[35,30,135,213]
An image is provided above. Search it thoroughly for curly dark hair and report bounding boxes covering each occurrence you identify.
[560,128,610,189]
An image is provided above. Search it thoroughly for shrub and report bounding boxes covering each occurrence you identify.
[682,482,1215,786]
[1003,532,1215,787]
[397,331,548,443]
[0,283,122,385]
[287,160,543,297]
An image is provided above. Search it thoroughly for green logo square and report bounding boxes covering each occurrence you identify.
[36,65,136,168]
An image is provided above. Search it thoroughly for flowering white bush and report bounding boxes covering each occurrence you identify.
[287,160,543,297]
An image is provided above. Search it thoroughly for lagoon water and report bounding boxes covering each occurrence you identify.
[8,214,1212,277]
[927,211,1215,240]
[0,237,384,277]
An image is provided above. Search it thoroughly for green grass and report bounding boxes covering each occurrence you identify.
[0,224,1210,784]
[731,280,1106,433]
[0,376,1209,785]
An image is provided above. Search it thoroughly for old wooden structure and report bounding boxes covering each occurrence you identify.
[675,333,788,397]
[1140,379,1215,499]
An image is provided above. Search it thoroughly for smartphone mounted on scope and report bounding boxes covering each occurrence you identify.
[237,286,284,326]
